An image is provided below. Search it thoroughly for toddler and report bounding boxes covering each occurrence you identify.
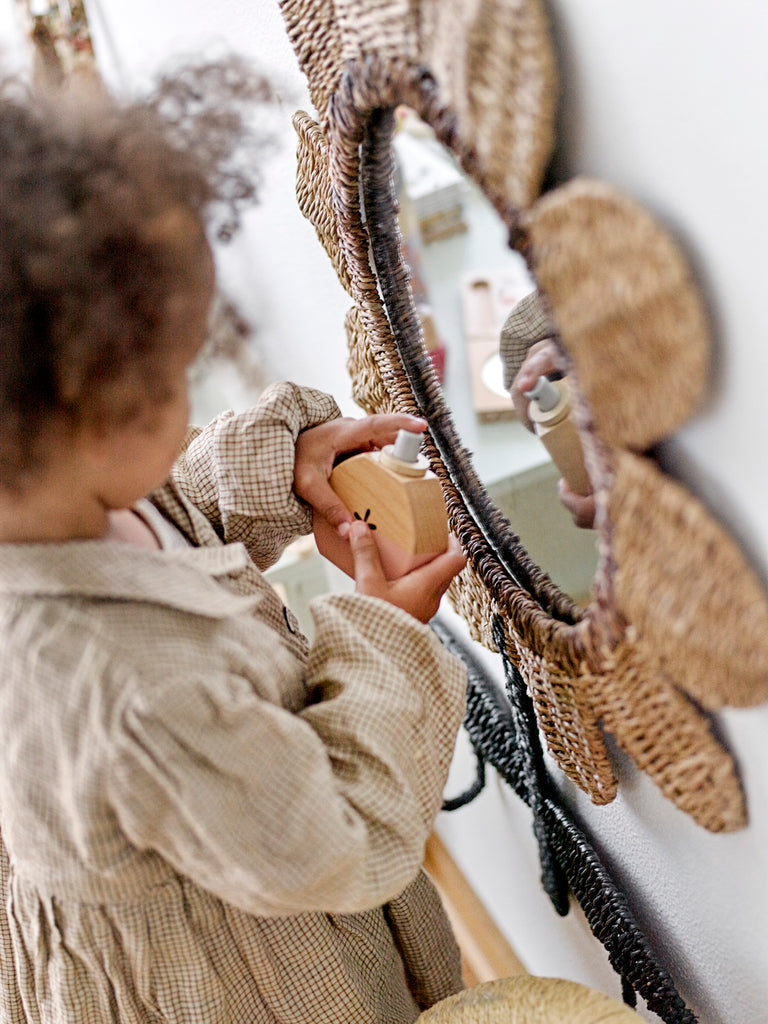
[0,60,468,1022]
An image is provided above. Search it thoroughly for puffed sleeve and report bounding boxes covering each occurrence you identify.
[108,594,467,917]
[499,288,555,391]
[167,381,340,569]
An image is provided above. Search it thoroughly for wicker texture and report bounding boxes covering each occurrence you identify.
[587,631,746,832]
[609,450,768,708]
[293,110,353,295]
[284,0,557,208]
[417,976,646,1023]
[416,0,558,209]
[517,179,712,452]
[280,0,344,119]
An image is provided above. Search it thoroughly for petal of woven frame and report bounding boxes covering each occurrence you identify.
[280,0,345,117]
[335,0,418,64]
[588,625,747,832]
[518,179,712,452]
[514,638,617,804]
[414,0,558,209]
[344,304,399,415]
[446,559,618,805]
[609,450,768,709]
[293,111,353,295]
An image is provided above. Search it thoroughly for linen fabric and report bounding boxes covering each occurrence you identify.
[0,382,465,1023]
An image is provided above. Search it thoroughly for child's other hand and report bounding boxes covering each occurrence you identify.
[294,413,427,535]
[509,338,561,430]
[557,479,597,530]
[349,521,467,623]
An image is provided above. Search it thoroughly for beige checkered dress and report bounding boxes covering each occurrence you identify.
[0,383,465,1023]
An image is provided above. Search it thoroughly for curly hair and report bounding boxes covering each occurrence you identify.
[0,57,273,490]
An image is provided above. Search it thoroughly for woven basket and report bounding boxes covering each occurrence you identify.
[280,0,758,836]
[417,977,645,1023]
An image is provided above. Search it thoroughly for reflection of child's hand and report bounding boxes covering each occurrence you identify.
[294,413,427,534]
[510,338,562,430]
[348,521,467,622]
[558,479,596,530]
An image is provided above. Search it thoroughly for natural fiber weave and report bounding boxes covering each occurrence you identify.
[517,178,712,453]
[280,0,345,118]
[283,0,557,208]
[293,110,353,295]
[608,449,768,709]
[588,630,746,831]
[281,0,757,835]
[417,976,646,1023]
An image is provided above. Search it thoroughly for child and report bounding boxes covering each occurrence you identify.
[0,60,468,1022]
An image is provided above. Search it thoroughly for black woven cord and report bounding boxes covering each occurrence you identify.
[431,615,697,1024]
[441,746,487,812]
[431,617,569,915]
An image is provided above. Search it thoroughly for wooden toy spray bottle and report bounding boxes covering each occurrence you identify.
[313,430,449,580]
[525,376,592,497]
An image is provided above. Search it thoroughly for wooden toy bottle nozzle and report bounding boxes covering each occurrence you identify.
[525,376,592,497]
[313,429,449,580]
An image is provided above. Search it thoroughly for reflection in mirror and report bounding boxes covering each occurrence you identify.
[389,110,598,604]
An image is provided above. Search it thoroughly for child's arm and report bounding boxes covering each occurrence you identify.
[162,381,434,570]
[163,381,341,569]
[107,597,467,917]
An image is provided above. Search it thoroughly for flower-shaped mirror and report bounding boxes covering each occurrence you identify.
[280,0,768,835]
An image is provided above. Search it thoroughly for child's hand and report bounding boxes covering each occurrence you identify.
[348,521,467,623]
[294,413,427,534]
[509,338,562,430]
[558,479,597,530]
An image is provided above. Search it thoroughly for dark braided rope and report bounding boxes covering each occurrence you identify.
[431,616,698,1024]
[441,745,486,813]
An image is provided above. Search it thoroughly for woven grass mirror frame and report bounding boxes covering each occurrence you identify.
[281,0,768,835]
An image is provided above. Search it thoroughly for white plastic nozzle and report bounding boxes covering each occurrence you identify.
[525,376,561,413]
[392,429,423,464]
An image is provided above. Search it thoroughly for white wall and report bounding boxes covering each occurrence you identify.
[3,3,767,1022]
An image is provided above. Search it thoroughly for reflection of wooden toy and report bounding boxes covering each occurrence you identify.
[313,430,449,580]
[526,376,592,496]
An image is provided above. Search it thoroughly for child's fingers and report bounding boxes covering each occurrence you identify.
[293,460,355,533]
[557,479,596,529]
[349,520,388,594]
[510,339,561,429]
[349,528,466,621]
[312,486,355,534]
[389,537,467,623]
[334,413,427,454]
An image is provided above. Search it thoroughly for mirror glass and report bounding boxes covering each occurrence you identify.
[385,109,598,604]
